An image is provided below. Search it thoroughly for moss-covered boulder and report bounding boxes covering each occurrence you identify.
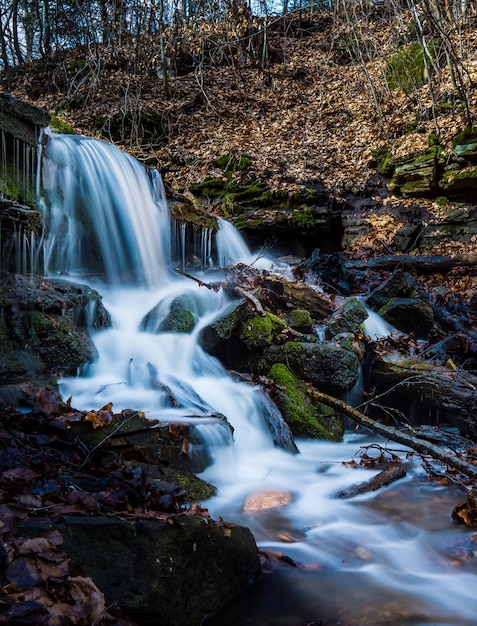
[0,273,110,378]
[287,309,313,333]
[268,363,343,440]
[239,312,287,350]
[263,341,359,396]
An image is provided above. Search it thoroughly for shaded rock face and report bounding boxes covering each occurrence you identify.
[0,273,111,379]
[263,341,360,397]
[378,297,434,339]
[21,515,261,626]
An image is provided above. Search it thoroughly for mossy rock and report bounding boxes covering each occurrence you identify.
[268,363,343,441]
[50,116,76,134]
[385,39,442,93]
[159,297,197,334]
[287,309,313,333]
[239,312,286,350]
[389,146,444,196]
[439,166,477,198]
[262,341,359,396]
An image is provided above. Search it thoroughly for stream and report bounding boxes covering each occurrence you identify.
[39,130,477,626]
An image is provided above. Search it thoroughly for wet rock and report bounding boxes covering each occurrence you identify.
[287,308,313,333]
[366,271,417,310]
[378,297,434,339]
[326,297,368,337]
[264,341,359,397]
[20,514,261,626]
[244,489,292,513]
[0,273,111,378]
[0,92,50,146]
[268,362,344,440]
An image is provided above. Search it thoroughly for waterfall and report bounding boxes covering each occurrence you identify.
[38,132,477,626]
[40,129,170,286]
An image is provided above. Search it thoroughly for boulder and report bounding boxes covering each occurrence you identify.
[20,514,261,626]
[366,271,416,310]
[378,297,434,338]
[0,273,111,377]
[268,363,344,440]
[264,341,360,396]
[326,297,368,337]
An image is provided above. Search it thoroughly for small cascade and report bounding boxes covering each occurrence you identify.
[362,304,396,339]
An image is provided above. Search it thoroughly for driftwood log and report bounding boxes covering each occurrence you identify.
[338,466,407,498]
[345,254,477,273]
[314,391,477,482]
[367,350,477,439]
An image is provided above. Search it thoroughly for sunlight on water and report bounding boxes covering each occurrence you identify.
[40,132,477,626]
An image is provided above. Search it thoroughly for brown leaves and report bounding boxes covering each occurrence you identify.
[453,488,477,527]
[84,402,113,429]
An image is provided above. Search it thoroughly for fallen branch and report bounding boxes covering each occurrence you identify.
[314,391,477,481]
[345,253,477,273]
[339,466,407,498]
[176,267,265,315]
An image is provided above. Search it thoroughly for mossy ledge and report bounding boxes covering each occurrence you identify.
[268,363,343,441]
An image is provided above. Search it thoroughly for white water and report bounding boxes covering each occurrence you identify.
[39,132,477,626]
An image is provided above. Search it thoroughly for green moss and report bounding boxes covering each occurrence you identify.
[435,196,449,206]
[240,312,286,349]
[268,363,342,441]
[453,127,477,147]
[215,154,252,172]
[50,116,76,134]
[385,39,441,93]
[291,206,315,229]
[288,309,312,332]
[173,471,217,501]
[189,177,231,197]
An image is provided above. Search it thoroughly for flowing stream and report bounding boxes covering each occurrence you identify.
[40,131,477,626]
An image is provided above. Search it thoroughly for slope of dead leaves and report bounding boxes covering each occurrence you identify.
[6,6,477,200]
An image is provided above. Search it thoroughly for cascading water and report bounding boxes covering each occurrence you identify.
[39,131,477,626]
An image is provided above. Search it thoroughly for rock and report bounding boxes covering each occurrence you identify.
[20,514,261,626]
[0,200,44,273]
[326,297,369,337]
[268,362,344,440]
[239,312,287,350]
[388,147,442,197]
[366,271,417,310]
[378,297,434,338]
[0,92,50,146]
[261,276,333,319]
[287,308,313,333]
[0,273,111,377]
[243,489,292,513]
[264,341,360,396]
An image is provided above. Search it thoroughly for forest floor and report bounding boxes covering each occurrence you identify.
[6,6,477,199]
[4,5,477,300]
